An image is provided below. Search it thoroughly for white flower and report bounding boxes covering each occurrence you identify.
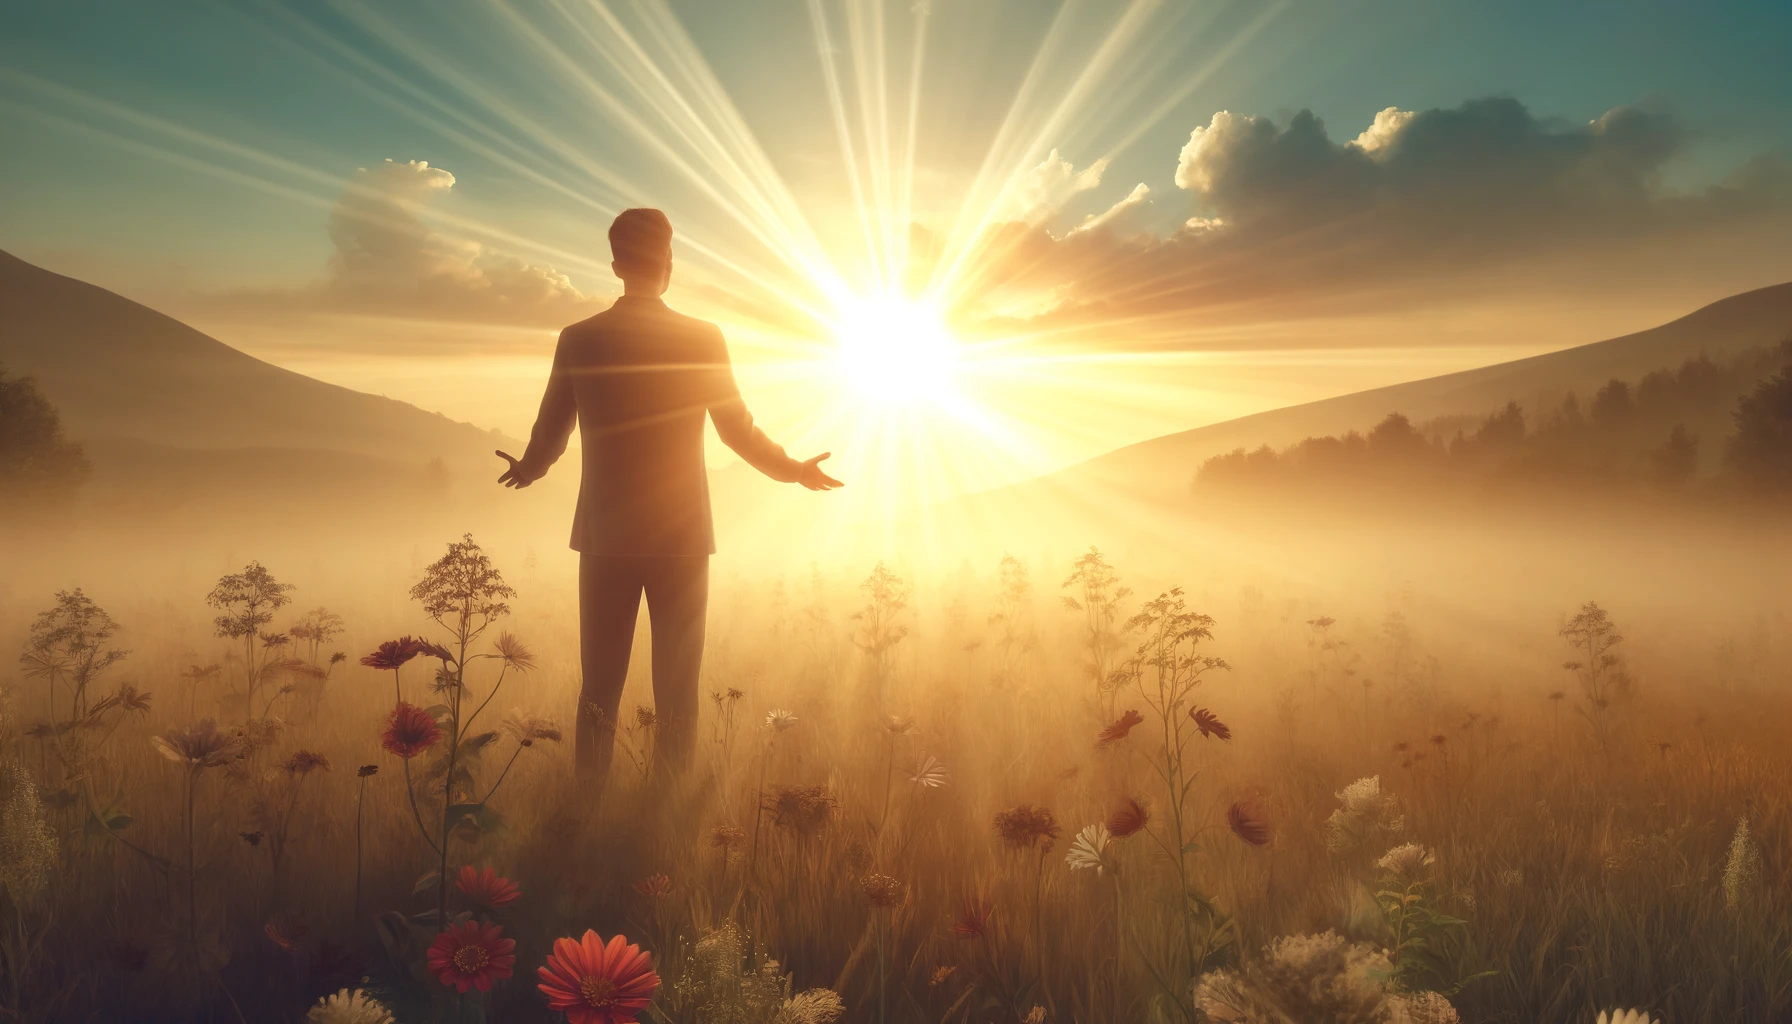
[766,709,798,732]
[909,754,949,788]
[773,988,845,1024]
[307,988,394,1024]
[1596,1011,1658,1024]
[1722,817,1761,911]
[1325,775,1403,852]
[1065,823,1114,875]
[1376,842,1436,878]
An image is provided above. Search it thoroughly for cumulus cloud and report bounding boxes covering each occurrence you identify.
[214,158,600,329]
[959,96,1792,329]
[1068,182,1153,237]
[1002,148,1109,224]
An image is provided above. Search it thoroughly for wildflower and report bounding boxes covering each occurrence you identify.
[501,710,564,747]
[632,873,673,898]
[763,785,836,837]
[634,706,657,729]
[0,763,57,904]
[861,872,905,908]
[360,638,424,671]
[775,989,845,1024]
[264,917,308,951]
[283,750,331,775]
[1227,800,1271,846]
[1191,707,1231,740]
[1097,709,1144,745]
[1025,1007,1046,1024]
[910,754,949,788]
[1065,823,1115,875]
[357,764,379,778]
[950,898,993,938]
[536,930,661,1024]
[1596,1013,1658,1024]
[426,920,516,993]
[493,631,536,670]
[239,830,264,847]
[1723,817,1762,911]
[766,709,798,731]
[708,824,746,850]
[151,719,240,769]
[457,864,522,908]
[260,631,291,648]
[929,966,957,986]
[1195,930,1422,1023]
[993,804,1060,850]
[885,714,914,735]
[307,987,395,1024]
[381,702,443,759]
[1389,990,1462,1023]
[1106,797,1150,839]
[1325,775,1403,852]
[1376,843,1435,878]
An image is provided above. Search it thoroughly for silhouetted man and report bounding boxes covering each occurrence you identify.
[497,208,841,785]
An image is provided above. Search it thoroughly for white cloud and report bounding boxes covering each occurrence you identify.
[1068,182,1152,237]
[1003,148,1110,223]
[1349,107,1416,157]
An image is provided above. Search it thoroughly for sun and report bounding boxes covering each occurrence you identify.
[829,294,962,407]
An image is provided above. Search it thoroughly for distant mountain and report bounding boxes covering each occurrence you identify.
[0,249,514,478]
[1024,282,1792,503]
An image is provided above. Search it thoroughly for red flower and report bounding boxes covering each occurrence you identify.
[457,864,521,908]
[630,873,672,898]
[1106,797,1150,839]
[427,920,516,993]
[537,930,661,1024]
[1097,709,1144,745]
[361,637,423,671]
[1191,707,1231,741]
[950,898,993,938]
[1227,800,1271,847]
[382,701,442,759]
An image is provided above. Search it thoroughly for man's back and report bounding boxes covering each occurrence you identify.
[517,294,799,555]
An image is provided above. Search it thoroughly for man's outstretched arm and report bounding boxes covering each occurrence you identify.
[708,328,843,491]
[498,331,576,488]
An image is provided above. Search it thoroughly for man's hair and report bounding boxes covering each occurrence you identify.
[609,208,672,272]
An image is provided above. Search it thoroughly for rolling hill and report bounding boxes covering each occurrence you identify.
[1023,282,1792,503]
[0,248,514,483]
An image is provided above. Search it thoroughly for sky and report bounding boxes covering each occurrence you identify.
[3,0,1791,500]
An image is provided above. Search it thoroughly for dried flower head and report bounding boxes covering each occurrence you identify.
[885,715,915,736]
[492,631,536,670]
[764,786,836,837]
[929,966,957,986]
[502,709,564,747]
[777,988,846,1024]
[1376,842,1436,878]
[1723,817,1762,912]
[708,824,746,850]
[1191,707,1231,740]
[381,702,443,759]
[950,898,993,938]
[283,750,331,775]
[993,804,1060,850]
[1097,709,1144,745]
[910,754,949,788]
[151,719,240,769]
[239,830,264,847]
[0,764,57,904]
[1024,1006,1045,1024]
[766,709,798,732]
[357,764,379,778]
[1106,797,1150,838]
[861,872,905,908]
[1227,800,1271,846]
[631,873,673,898]
[634,705,657,729]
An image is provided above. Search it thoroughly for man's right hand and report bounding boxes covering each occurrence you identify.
[798,452,844,491]
[496,450,538,489]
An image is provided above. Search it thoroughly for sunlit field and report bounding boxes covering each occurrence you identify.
[2,519,1788,1024]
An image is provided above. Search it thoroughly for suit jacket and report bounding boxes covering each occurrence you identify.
[518,295,800,555]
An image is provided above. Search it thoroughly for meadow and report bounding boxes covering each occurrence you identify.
[1,530,1788,1024]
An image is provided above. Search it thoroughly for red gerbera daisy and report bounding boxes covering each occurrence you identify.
[949,897,993,938]
[427,920,516,993]
[1096,709,1144,745]
[537,930,661,1024]
[1227,800,1272,847]
[457,864,521,908]
[1106,797,1151,838]
[382,701,442,759]
[360,637,424,671]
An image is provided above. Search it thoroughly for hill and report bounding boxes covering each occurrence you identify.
[0,249,514,480]
[1029,282,1792,503]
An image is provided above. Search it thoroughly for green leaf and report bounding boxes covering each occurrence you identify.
[413,869,441,895]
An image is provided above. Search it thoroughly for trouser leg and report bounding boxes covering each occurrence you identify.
[577,555,643,784]
[643,555,708,779]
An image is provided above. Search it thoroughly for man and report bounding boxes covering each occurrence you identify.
[497,208,841,784]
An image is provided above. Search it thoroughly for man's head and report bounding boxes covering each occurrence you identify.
[609,207,673,295]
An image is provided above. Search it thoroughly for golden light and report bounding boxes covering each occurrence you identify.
[829,294,962,407]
